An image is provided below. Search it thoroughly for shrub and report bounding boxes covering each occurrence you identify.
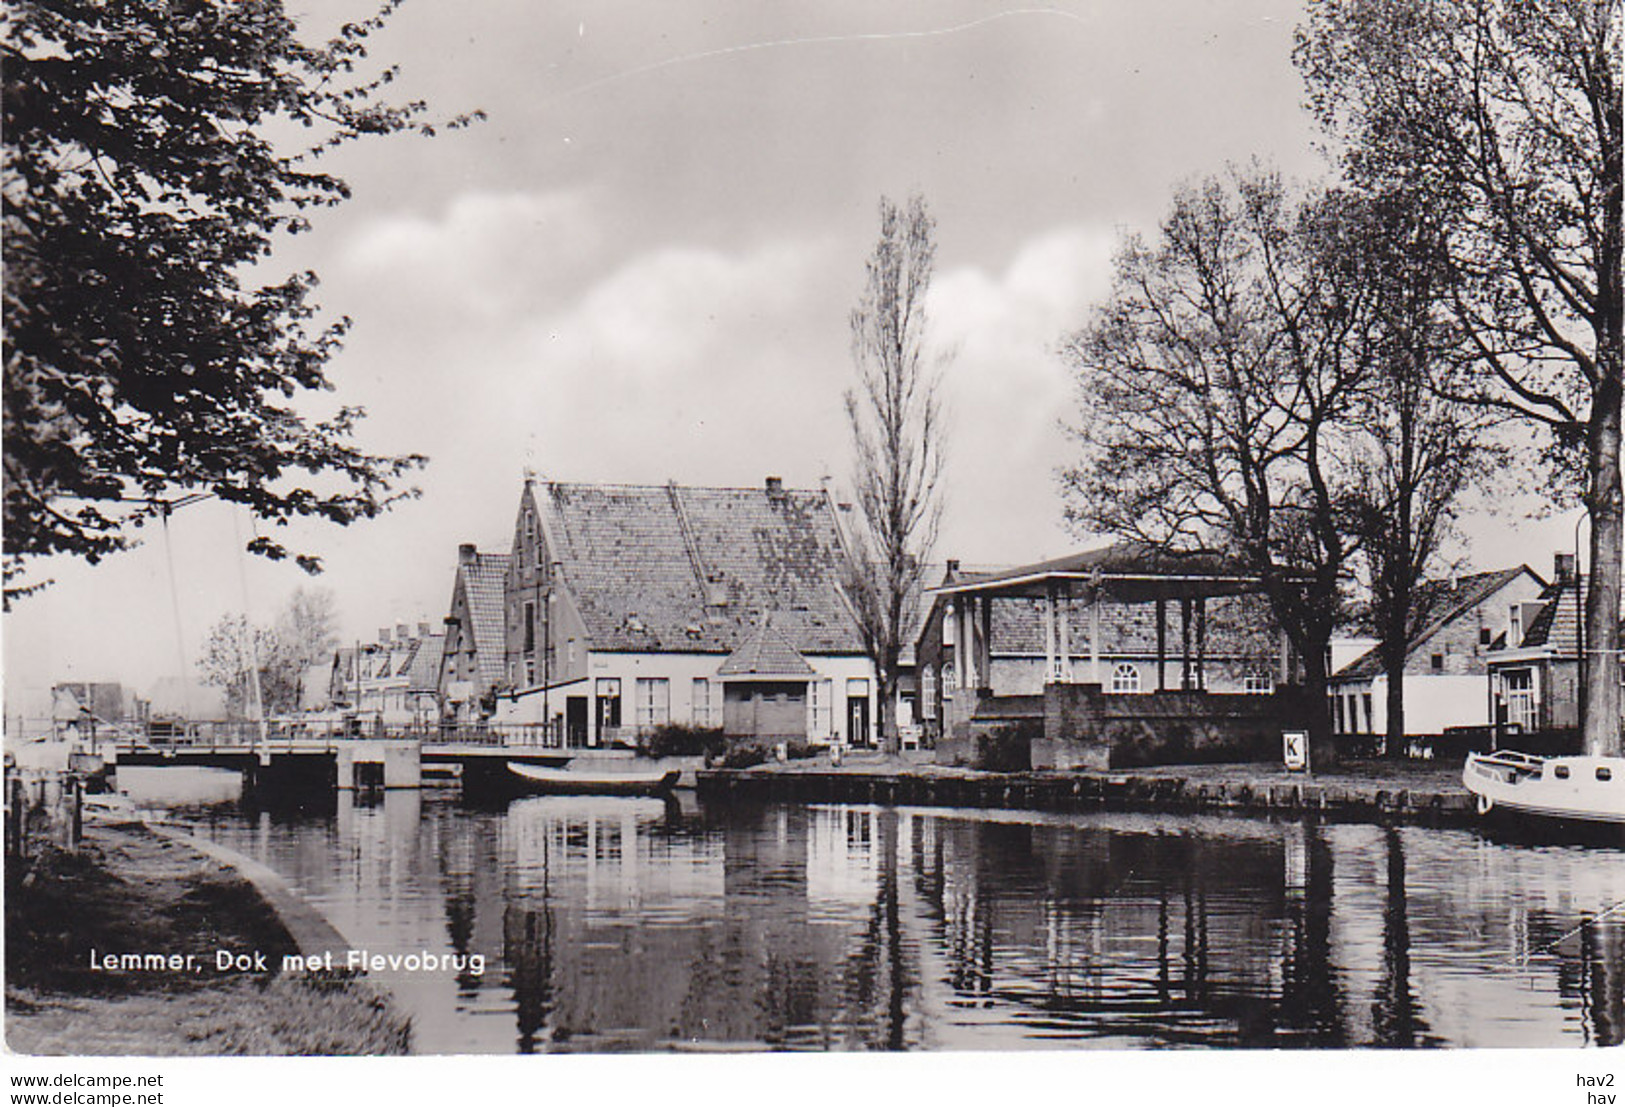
[782,741,820,761]
[719,743,769,769]
[646,724,728,759]
[972,722,1036,772]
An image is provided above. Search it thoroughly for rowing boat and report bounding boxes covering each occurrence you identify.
[507,760,680,797]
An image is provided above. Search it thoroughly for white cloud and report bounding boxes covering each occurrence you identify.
[927,227,1120,562]
[337,189,603,320]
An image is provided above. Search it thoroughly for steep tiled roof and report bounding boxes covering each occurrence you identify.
[1340,567,1535,678]
[539,482,862,654]
[464,552,510,687]
[1521,579,1579,651]
[717,620,815,677]
[406,635,446,693]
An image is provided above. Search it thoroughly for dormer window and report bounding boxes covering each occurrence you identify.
[1509,604,1522,645]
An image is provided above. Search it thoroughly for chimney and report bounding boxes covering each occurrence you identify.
[765,475,784,496]
[378,627,391,645]
[418,622,430,638]
[946,558,961,577]
[459,542,477,565]
[1555,552,1577,585]
[397,622,409,642]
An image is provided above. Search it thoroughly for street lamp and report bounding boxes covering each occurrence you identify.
[1576,508,1589,726]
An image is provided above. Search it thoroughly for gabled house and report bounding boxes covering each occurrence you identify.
[330,623,445,726]
[1485,554,1615,745]
[489,476,874,747]
[1329,565,1545,742]
[439,545,512,721]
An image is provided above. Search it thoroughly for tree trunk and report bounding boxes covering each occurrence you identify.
[1383,647,1407,759]
[1301,633,1338,770]
[879,672,900,757]
[1585,382,1623,757]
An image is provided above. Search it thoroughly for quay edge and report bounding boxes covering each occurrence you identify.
[694,765,1480,828]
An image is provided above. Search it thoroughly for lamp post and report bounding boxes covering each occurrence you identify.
[1576,508,1589,728]
[542,586,551,747]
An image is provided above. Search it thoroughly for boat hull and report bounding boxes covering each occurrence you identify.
[1463,752,1625,829]
[507,761,679,797]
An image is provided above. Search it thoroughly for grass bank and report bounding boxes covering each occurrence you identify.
[5,823,411,1056]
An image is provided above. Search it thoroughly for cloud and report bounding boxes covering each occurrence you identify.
[926,226,1120,561]
[336,189,603,320]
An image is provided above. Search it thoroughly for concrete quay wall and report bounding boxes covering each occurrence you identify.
[695,765,1478,827]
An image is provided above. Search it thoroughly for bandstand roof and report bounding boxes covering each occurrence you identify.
[928,542,1271,603]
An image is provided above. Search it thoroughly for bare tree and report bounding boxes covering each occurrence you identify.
[1298,0,1623,755]
[275,585,341,705]
[1335,188,1497,754]
[197,613,290,720]
[1062,170,1370,768]
[844,194,948,755]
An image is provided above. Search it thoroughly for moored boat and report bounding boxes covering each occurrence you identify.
[507,760,680,797]
[1462,751,1625,828]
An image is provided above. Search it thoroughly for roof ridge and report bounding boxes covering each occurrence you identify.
[545,478,826,496]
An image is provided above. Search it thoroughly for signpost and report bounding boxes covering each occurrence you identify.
[1283,730,1310,773]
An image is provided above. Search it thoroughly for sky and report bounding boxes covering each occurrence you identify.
[2,0,1581,706]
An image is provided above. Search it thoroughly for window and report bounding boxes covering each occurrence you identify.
[1244,672,1273,694]
[943,662,958,692]
[1509,604,1523,645]
[523,601,536,654]
[595,678,622,731]
[524,658,535,686]
[1554,765,1571,780]
[809,679,832,735]
[922,667,938,719]
[1111,664,1141,693]
[942,603,956,647]
[692,678,712,726]
[1598,767,1613,782]
[1503,668,1535,731]
[636,678,670,727]
[1430,653,1444,672]
[1480,627,1492,645]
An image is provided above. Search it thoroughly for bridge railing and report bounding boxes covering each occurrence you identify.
[133,718,571,750]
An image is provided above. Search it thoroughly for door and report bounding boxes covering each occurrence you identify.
[595,678,621,746]
[566,696,588,748]
[846,679,871,748]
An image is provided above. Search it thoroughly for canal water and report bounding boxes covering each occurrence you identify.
[130,774,1623,1052]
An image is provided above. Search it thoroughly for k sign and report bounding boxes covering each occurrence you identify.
[1282,730,1309,773]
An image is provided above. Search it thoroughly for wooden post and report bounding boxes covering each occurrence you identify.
[1156,598,1168,692]
[1180,598,1193,690]
[979,594,993,692]
[1044,585,1059,685]
[1195,596,1207,691]
[1057,589,1071,684]
[1089,588,1102,686]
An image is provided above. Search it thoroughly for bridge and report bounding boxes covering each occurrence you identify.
[112,726,602,796]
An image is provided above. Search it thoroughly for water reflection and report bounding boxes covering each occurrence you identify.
[179,793,1623,1052]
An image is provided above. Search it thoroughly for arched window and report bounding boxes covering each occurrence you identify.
[1111,664,1141,693]
[943,662,958,692]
